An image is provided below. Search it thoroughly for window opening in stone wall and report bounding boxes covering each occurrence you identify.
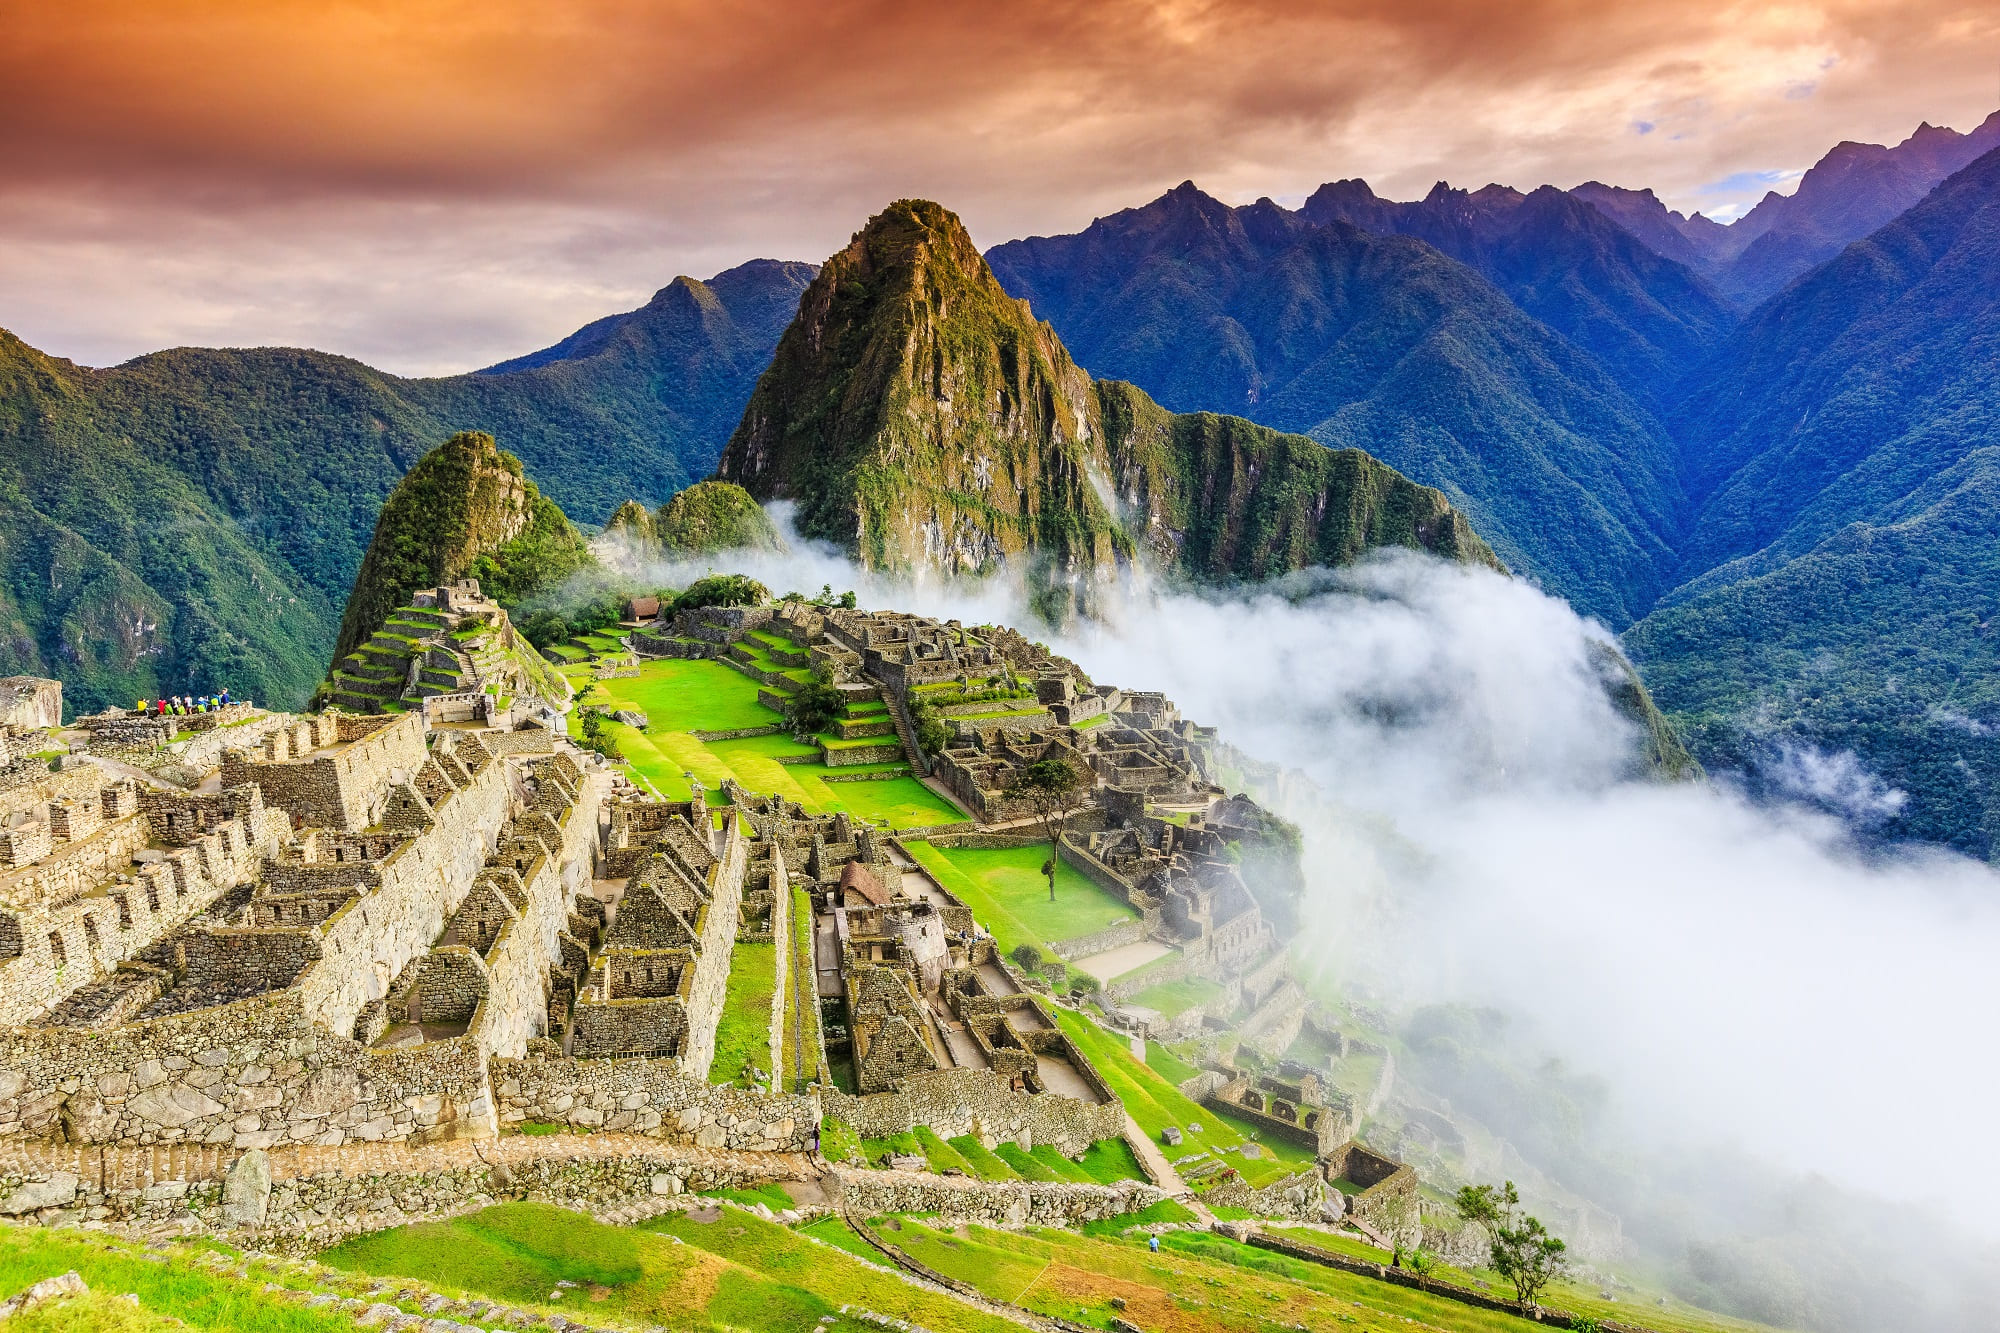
[81,916,99,950]
[115,894,132,929]
[145,884,160,912]
[47,931,65,966]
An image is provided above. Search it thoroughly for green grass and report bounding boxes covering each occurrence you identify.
[571,658,967,825]
[1131,976,1226,1020]
[1051,1006,1299,1188]
[904,841,1136,958]
[913,1126,974,1174]
[645,1205,1021,1333]
[323,1202,640,1303]
[1143,1039,1203,1085]
[710,940,776,1086]
[0,1226,354,1333]
[323,1200,1015,1333]
[820,1116,865,1166]
[781,884,823,1086]
[796,1215,884,1264]
[994,1143,1061,1182]
[1074,1136,1149,1184]
[704,1182,798,1211]
[1077,1198,1198,1237]
[867,1218,1051,1304]
[944,1135,1023,1181]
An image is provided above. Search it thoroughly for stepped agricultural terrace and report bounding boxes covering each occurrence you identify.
[0,595,1460,1262]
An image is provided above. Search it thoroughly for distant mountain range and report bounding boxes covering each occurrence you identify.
[0,261,811,715]
[3,112,1999,848]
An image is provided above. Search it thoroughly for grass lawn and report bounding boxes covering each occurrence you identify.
[1131,976,1226,1020]
[905,841,1136,958]
[946,1134,1023,1181]
[0,1225,355,1333]
[644,1205,1020,1333]
[780,884,823,1087]
[575,658,968,826]
[710,940,776,1085]
[323,1201,1017,1333]
[1052,1007,1304,1189]
[1257,1227,1777,1333]
[872,1218,1778,1333]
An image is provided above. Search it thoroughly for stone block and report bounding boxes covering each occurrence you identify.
[0,1173,77,1215]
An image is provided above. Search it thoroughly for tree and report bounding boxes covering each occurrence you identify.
[785,672,845,740]
[1456,1181,1567,1311]
[1004,756,1088,901]
[669,573,769,614]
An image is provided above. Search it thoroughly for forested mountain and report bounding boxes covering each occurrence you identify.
[986,182,1686,625]
[0,260,811,714]
[1628,143,2000,854]
[1295,179,1733,409]
[718,199,1497,615]
[1573,113,2000,305]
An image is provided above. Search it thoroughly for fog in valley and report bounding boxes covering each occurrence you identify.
[605,514,2000,1330]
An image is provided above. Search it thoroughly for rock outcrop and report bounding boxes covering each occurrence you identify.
[717,199,1498,614]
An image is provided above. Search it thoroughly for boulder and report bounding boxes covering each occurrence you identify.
[222,1148,272,1227]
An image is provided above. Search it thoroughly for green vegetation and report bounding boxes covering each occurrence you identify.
[714,199,1496,613]
[669,573,770,614]
[1051,1005,1304,1188]
[711,941,776,1087]
[1130,976,1226,1020]
[0,262,811,716]
[1077,1197,1198,1237]
[944,1134,1022,1180]
[904,841,1135,958]
[654,480,784,555]
[322,1199,1016,1333]
[0,1225,353,1333]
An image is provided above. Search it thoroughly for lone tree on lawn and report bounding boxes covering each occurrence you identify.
[1455,1180,1567,1312]
[1004,757,1088,901]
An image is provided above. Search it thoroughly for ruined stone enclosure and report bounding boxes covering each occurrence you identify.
[0,588,1418,1246]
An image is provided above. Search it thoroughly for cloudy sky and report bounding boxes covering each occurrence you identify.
[5,0,1999,374]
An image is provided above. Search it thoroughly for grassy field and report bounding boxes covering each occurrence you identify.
[0,1226,356,1333]
[904,841,1136,958]
[779,883,823,1087]
[1130,976,1227,1019]
[574,657,967,826]
[1052,1006,1312,1189]
[872,1218,1779,1333]
[322,1200,1018,1333]
[710,940,776,1086]
[1257,1226,1778,1333]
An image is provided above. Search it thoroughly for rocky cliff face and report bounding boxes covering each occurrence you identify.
[717,200,1497,609]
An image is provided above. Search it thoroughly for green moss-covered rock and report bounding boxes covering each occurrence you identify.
[654,480,782,555]
[716,199,1499,612]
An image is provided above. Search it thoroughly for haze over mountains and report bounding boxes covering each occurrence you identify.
[2,112,1999,848]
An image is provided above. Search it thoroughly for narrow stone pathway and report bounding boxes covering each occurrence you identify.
[1121,1113,1216,1227]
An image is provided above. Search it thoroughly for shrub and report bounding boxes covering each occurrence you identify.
[1009,943,1043,971]
[670,573,770,614]
[786,673,846,738]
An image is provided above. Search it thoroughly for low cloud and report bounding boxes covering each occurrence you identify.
[668,518,2000,1324]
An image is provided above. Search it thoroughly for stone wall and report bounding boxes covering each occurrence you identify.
[292,748,511,1040]
[1200,1166,1326,1221]
[0,1133,811,1252]
[491,1054,818,1151]
[674,817,748,1080]
[1048,919,1147,963]
[0,987,491,1148]
[469,767,608,1058]
[832,1164,1161,1226]
[221,713,425,832]
[822,1067,1124,1158]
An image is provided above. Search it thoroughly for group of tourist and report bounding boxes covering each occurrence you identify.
[134,689,232,717]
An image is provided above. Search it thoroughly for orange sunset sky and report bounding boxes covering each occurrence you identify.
[4,0,1999,373]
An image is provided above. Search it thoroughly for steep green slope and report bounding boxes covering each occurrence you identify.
[0,331,334,712]
[331,430,591,662]
[654,479,784,555]
[0,259,810,714]
[986,183,1685,625]
[1635,144,2000,853]
[717,199,1498,607]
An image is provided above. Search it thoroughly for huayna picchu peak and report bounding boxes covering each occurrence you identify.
[717,199,1497,608]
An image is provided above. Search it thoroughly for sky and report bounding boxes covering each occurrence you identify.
[4,0,2000,374]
